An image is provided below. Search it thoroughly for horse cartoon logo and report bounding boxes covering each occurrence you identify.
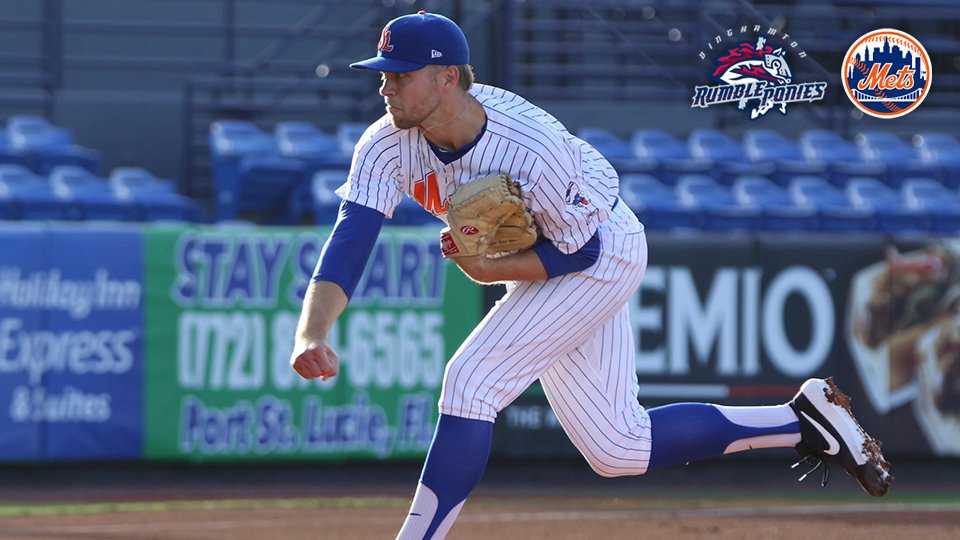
[692,35,826,120]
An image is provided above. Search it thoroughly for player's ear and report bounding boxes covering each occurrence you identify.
[441,65,460,89]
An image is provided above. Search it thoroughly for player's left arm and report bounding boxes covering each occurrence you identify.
[453,230,601,284]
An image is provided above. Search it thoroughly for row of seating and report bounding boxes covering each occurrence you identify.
[578,127,960,188]
[620,173,960,234]
[0,115,101,175]
[211,118,960,233]
[0,164,199,222]
[209,120,368,223]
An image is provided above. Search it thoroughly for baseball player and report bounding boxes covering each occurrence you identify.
[290,11,893,540]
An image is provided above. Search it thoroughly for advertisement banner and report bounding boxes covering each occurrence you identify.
[494,233,957,459]
[142,226,482,461]
[0,224,144,461]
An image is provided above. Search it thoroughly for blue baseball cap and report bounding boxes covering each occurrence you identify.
[350,11,469,72]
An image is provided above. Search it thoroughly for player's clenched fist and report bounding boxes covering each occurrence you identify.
[291,339,339,381]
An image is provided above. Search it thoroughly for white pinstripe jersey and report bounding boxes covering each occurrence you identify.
[336,83,641,254]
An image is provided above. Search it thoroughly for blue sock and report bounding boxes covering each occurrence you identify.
[417,414,493,538]
[647,403,799,469]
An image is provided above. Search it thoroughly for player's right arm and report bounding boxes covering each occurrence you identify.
[291,280,348,380]
[291,200,385,380]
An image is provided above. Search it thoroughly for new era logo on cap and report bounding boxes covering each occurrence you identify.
[349,11,469,72]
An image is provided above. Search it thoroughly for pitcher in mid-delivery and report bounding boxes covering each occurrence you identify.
[290,11,893,540]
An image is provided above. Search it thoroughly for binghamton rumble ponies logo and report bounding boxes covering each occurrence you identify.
[842,28,931,119]
[692,26,827,119]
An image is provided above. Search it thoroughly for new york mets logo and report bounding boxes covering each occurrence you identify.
[842,29,931,119]
[377,27,394,52]
[692,27,827,120]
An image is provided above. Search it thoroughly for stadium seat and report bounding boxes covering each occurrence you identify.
[675,174,761,231]
[789,176,875,232]
[743,129,826,186]
[48,165,130,221]
[6,115,101,174]
[210,120,308,223]
[0,164,67,220]
[275,121,349,171]
[108,167,200,222]
[913,132,960,187]
[902,177,960,232]
[799,130,886,186]
[630,129,712,184]
[688,129,774,185]
[619,173,700,230]
[0,128,33,170]
[336,122,369,161]
[731,175,818,231]
[853,131,932,187]
[845,177,929,233]
[576,127,655,174]
[310,169,434,227]
[311,169,349,225]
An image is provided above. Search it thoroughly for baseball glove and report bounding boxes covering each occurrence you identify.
[440,174,538,258]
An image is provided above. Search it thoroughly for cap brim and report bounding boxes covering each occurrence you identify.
[349,56,426,72]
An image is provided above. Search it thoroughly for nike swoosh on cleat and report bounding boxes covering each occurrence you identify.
[801,411,840,456]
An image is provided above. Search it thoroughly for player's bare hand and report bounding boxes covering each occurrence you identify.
[291,339,339,381]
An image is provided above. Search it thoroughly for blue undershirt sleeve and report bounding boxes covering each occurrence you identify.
[532,229,601,278]
[312,200,385,299]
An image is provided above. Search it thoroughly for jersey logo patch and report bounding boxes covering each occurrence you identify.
[413,171,448,214]
[565,181,590,208]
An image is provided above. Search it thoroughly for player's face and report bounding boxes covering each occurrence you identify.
[379,67,442,129]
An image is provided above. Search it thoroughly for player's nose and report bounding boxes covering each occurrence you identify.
[380,78,396,97]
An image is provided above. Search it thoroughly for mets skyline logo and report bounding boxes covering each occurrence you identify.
[842,29,931,119]
[692,26,827,119]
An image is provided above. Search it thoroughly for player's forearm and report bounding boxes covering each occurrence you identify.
[453,250,549,284]
[295,280,349,342]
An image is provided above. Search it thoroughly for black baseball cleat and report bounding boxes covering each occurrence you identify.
[788,377,893,497]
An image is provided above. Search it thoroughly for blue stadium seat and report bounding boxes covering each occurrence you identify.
[789,176,875,232]
[310,168,434,227]
[619,173,700,230]
[688,129,773,186]
[391,196,437,226]
[48,165,130,221]
[845,177,929,233]
[336,122,370,161]
[913,132,960,187]
[630,129,712,184]
[675,174,761,231]
[853,131,933,187]
[6,115,101,174]
[743,129,826,186]
[902,177,960,232]
[799,130,886,186]
[0,164,67,220]
[210,120,308,223]
[311,169,349,225]
[731,175,818,231]
[108,167,200,222]
[576,127,656,174]
[0,128,33,170]
[275,121,349,171]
